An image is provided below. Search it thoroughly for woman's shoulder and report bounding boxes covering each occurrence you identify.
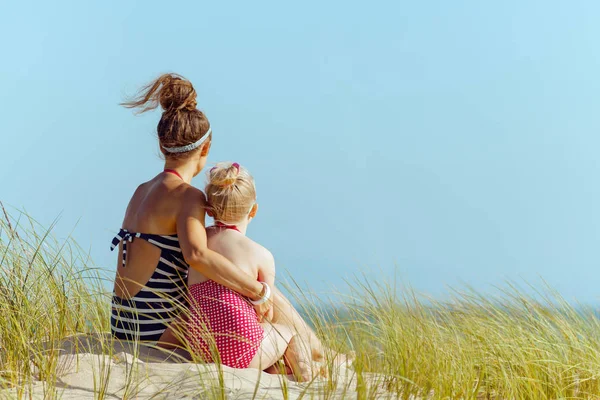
[165,185,208,221]
[180,184,208,204]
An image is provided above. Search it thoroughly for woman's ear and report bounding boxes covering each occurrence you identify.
[200,139,211,157]
[206,209,214,218]
[249,203,258,219]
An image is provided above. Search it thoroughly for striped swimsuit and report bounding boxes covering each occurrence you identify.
[110,229,189,343]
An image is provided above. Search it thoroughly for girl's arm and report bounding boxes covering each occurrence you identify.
[178,188,268,308]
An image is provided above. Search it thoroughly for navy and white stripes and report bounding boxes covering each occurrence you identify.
[110,229,189,343]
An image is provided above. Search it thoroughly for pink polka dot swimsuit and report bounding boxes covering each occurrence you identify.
[186,223,264,369]
[187,280,264,368]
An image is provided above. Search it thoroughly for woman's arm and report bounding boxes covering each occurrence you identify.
[177,188,266,302]
[257,249,276,322]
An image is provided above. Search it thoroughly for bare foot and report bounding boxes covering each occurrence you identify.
[284,336,321,382]
[263,361,293,375]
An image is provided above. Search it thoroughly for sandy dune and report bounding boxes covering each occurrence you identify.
[0,333,395,399]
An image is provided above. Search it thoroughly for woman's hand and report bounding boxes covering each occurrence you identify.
[254,297,273,322]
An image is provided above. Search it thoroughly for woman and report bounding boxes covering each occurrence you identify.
[110,73,328,361]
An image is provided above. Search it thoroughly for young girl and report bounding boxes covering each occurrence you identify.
[186,162,315,380]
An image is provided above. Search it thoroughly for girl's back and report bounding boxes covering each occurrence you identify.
[187,227,271,286]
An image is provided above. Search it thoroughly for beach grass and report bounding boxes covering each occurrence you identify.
[2,205,600,399]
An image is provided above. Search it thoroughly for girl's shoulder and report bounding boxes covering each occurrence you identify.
[242,237,275,268]
[231,236,274,265]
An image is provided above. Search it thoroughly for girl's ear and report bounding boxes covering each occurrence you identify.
[249,203,258,219]
[206,208,214,218]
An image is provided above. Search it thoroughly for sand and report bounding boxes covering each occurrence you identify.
[0,333,395,399]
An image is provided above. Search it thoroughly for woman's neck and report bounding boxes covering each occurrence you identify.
[163,160,200,184]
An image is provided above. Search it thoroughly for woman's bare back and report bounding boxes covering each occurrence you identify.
[114,173,192,299]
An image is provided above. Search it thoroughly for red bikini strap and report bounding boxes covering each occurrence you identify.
[214,221,241,233]
[164,169,183,180]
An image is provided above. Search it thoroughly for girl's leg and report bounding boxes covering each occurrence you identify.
[270,288,325,360]
[247,323,293,370]
[248,323,316,381]
[158,289,324,357]
[283,334,318,382]
[159,291,353,369]
[270,288,355,368]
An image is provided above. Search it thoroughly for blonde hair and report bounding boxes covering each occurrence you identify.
[205,162,256,224]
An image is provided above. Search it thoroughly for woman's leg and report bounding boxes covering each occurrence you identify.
[156,312,189,349]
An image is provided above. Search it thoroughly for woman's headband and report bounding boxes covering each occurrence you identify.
[162,127,212,154]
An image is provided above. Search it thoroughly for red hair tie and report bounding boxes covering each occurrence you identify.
[210,162,240,175]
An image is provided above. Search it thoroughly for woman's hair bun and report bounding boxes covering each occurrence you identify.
[121,73,197,114]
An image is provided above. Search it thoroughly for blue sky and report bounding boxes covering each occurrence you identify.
[1,1,600,303]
